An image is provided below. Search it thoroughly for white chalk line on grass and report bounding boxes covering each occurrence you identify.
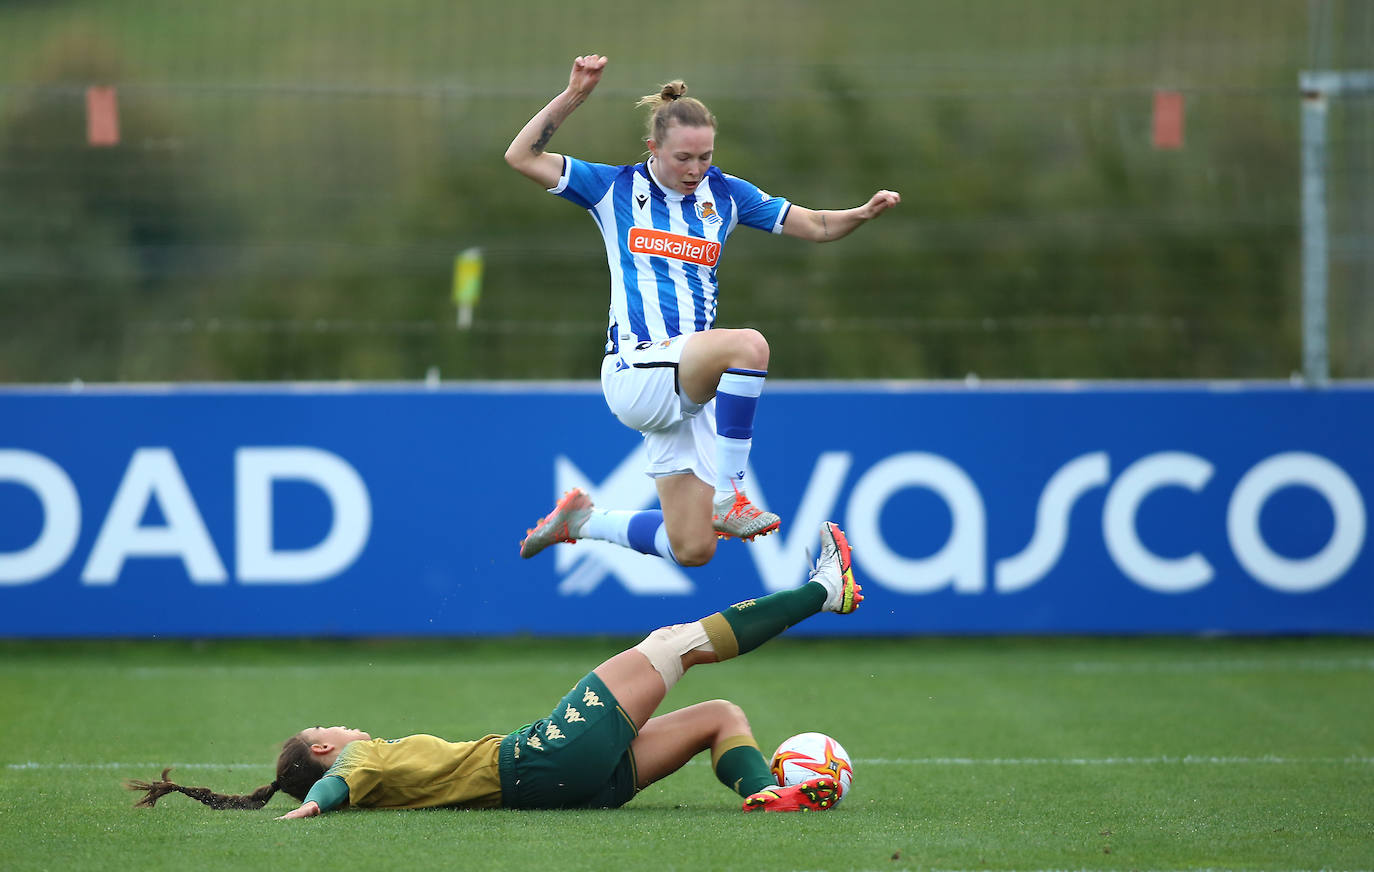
[924,868,1373,872]
[1065,657,1374,674]
[0,662,568,678]
[6,762,264,771]
[9,755,1374,772]
[0,656,1367,678]
[859,755,1374,766]
[924,869,1374,872]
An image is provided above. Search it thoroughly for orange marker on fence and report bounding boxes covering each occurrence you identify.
[1152,89,1184,150]
[86,86,120,147]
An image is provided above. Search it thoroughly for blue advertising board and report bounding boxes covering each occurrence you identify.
[1,382,1370,636]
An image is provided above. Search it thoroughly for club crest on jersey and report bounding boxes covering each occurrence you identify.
[695,201,721,225]
[628,227,720,267]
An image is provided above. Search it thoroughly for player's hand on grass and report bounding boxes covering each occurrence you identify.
[568,55,607,99]
[276,801,321,820]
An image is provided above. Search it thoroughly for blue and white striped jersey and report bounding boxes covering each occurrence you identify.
[549,156,791,354]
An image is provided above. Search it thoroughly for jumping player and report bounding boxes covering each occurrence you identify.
[127,523,862,815]
[507,55,900,568]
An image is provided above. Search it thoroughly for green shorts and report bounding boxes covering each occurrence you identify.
[498,671,639,809]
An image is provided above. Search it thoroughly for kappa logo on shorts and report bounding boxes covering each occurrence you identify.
[564,704,585,724]
[627,227,720,267]
[582,687,604,708]
[545,723,566,741]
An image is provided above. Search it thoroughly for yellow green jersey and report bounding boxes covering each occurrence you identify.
[321,733,504,810]
[298,672,640,813]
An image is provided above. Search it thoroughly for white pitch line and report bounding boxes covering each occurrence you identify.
[859,755,1374,765]
[5,762,263,771]
[9,756,1374,772]
[0,656,1366,678]
[1065,657,1374,674]
[0,663,562,677]
[927,869,1373,872]
[814,868,1374,872]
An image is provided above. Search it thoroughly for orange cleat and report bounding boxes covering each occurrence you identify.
[813,522,862,614]
[519,489,593,559]
[742,777,840,812]
[712,485,780,541]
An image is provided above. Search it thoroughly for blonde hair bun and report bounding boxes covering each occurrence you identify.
[635,80,716,142]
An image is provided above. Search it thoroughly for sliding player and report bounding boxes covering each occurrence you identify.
[506,55,900,569]
[128,523,862,815]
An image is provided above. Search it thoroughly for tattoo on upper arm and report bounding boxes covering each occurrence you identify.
[821,212,829,238]
[530,122,558,154]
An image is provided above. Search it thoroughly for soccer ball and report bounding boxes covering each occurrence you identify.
[769,732,854,802]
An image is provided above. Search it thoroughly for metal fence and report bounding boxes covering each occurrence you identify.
[1,0,1370,382]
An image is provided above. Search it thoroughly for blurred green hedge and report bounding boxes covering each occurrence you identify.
[1,1,1368,381]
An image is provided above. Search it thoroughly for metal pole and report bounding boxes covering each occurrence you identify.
[1300,77,1330,385]
[1299,71,1374,384]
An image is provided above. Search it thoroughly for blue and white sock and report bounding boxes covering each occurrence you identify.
[714,368,767,503]
[578,509,679,564]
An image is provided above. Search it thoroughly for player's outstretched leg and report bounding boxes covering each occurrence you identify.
[520,489,685,564]
[519,489,594,558]
[741,776,841,812]
[585,522,863,808]
[814,521,861,614]
[697,520,862,664]
[594,521,863,728]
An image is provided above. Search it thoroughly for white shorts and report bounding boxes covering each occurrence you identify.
[600,335,717,486]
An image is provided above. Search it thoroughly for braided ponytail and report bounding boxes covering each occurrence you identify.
[126,768,279,810]
[127,733,327,810]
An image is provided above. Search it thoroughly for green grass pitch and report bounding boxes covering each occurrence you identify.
[2,636,1371,871]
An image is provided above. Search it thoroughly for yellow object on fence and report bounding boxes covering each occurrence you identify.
[453,247,483,329]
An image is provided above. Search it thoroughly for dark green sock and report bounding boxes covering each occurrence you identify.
[702,582,826,659]
[713,737,777,797]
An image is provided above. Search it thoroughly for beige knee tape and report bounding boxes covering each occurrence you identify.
[633,621,713,691]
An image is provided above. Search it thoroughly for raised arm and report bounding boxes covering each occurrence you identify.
[504,54,608,189]
[781,189,901,243]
